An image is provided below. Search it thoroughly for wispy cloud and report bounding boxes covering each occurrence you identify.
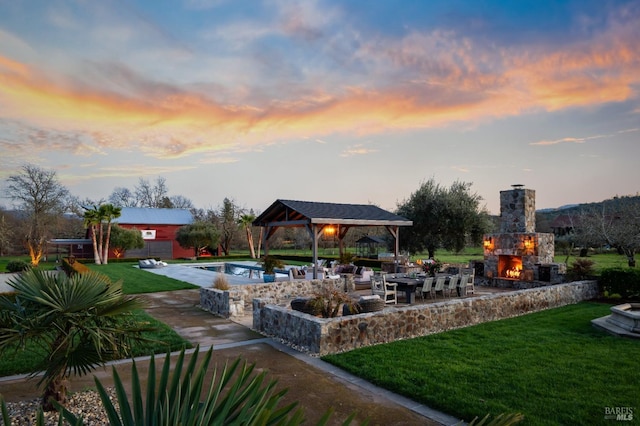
[340,143,378,157]
[0,1,638,163]
[451,165,470,173]
[529,134,610,146]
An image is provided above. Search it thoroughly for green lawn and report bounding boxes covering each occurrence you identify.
[1,249,635,276]
[322,302,640,425]
[85,262,198,294]
[0,310,190,377]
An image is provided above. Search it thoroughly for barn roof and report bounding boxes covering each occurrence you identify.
[116,207,194,225]
[253,199,412,227]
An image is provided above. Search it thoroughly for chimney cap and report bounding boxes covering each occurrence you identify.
[511,184,524,189]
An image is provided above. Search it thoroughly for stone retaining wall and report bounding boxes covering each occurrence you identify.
[253,280,598,355]
[200,277,345,318]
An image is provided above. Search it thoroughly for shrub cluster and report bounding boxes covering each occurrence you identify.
[6,260,30,273]
[566,258,595,281]
[599,268,640,299]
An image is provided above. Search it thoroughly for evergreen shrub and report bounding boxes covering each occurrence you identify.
[599,268,640,300]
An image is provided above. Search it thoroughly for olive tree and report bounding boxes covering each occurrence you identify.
[176,221,220,257]
[396,178,491,258]
[5,164,69,266]
[109,225,145,258]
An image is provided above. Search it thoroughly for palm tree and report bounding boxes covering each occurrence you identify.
[238,213,257,258]
[99,204,122,264]
[83,206,103,264]
[0,269,148,411]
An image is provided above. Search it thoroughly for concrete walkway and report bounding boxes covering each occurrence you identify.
[0,268,462,425]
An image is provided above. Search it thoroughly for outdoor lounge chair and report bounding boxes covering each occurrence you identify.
[371,275,397,304]
[138,259,167,269]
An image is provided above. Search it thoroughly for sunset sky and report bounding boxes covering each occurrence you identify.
[1,0,638,215]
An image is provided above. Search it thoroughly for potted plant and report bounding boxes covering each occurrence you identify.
[261,255,284,283]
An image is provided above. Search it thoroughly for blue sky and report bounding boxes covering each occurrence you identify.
[0,0,638,214]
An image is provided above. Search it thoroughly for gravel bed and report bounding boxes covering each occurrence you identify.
[4,388,117,425]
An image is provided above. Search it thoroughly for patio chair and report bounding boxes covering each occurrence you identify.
[458,274,469,296]
[371,275,397,304]
[460,268,476,292]
[444,275,459,298]
[433,275,446,298]
[464,273,475,295]
[420,276,434,300]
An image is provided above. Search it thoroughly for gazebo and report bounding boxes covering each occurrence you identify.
[355,235,388,259]
[252,200,413,278]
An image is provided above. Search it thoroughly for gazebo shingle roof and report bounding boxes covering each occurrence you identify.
[253,199,412,227]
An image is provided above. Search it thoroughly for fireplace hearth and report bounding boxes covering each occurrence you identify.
[499,255,523,279]
[483,185,564,285]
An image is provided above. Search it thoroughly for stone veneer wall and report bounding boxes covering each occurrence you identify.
[200,277,346,318]
[500,187,536,233]
[483,232,555,278]
[253,280,598,355]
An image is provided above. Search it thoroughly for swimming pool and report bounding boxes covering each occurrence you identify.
[189,261,289,283]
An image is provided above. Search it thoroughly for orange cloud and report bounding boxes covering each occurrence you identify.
[0,6,638,162]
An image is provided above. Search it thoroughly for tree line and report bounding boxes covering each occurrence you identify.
[0,165,265,265]
[1,164,638,266]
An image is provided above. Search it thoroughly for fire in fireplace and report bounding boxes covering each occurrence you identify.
[499,255,523,279]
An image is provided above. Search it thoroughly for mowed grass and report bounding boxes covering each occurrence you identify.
[85,262,198,294]
[322,303,640,425]
[0,310,191,377]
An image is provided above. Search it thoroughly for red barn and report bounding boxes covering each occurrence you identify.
[115,207,194,259]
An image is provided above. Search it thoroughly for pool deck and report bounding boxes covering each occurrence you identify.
[142,262,290,286]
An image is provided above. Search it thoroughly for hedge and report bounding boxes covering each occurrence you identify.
[599,268,640,299]
[61,257,91,276]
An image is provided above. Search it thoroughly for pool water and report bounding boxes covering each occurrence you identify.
[195,262,289,281]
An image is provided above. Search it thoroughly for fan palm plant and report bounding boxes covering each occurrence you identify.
[1,346,357,425]
[0,269,149,411]
[57,345,327,425]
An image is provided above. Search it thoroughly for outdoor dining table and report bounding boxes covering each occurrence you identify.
[384,277,423,304]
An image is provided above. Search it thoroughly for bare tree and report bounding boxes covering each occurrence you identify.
[579,196,640,267]
[109,187,137,207]
[170,195,194,209]
[6,164,69,266]
[135,177,169,208]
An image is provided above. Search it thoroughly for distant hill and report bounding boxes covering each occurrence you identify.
[485,196,640,233]
[536,204,579,213]
[535,195,640,233]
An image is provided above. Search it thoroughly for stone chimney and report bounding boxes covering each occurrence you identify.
[500,184,536,233]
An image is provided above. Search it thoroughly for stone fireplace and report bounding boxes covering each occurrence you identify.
[483,185,564,286]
